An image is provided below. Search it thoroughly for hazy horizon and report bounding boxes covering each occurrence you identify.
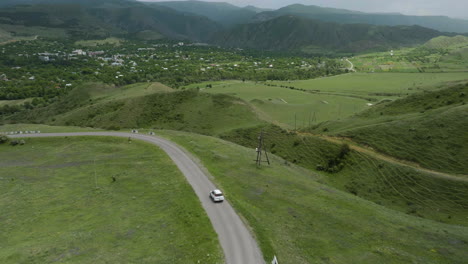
[141,0,468,19]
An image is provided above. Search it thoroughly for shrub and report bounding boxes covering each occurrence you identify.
[0,135,9,144]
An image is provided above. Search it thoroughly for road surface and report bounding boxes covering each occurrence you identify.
[12,132,265,264]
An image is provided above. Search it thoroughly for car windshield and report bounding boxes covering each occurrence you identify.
[214,192,223,197]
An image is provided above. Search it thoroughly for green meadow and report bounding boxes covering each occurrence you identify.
[158,130,468,264]
[0,137,222,263]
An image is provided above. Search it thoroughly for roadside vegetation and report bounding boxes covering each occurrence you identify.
[0,136,223,263]
[158,130,468,264]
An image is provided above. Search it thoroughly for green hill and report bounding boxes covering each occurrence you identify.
[212,16,451,53]
[160,130,468,263]
[0,136,223,263]
[149,1,257,27]
[309,82,468,175]
[0,0,221,41]
[424,35,468,49]
[254,4,468,33]
[7,82,263,135]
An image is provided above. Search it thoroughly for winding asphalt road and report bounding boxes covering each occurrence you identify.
[11,132,265,264]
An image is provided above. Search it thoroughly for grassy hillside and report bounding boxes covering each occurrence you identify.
[7,82,263,135]
[158,130,468,264]
[219,124,468,225]
[0,136,222,263]
[269,72,468,102]
[424,35,468,49]
[352,35,468,73]
[309,83,468,175]
[191,80,368,129]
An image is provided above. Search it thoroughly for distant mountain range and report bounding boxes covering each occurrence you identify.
[254,4,468,34]
[0,0,221,41]
[0,0,466,53]
[211,16,450,53]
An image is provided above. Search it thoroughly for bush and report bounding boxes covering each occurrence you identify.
[0,135,9,144]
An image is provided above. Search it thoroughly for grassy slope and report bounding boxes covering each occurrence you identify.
[9,82,263,135]
[196,80,368,129]
[158,130,468,264]
[269,73,468,101]
[0,137,222,263]
[0,123,100,133]
[311,83,468,175]
[219,124,468,226]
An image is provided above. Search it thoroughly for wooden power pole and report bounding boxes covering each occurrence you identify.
[255,129,270,166]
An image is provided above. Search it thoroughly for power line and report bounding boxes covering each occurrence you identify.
[255,129,270,166]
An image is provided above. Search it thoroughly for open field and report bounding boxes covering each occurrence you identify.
[0,99,32,107]
[185,72,467,129]
[0,136,222,263]
[158,130,468,264]
[195,81,368,129]
[268,72,468,101]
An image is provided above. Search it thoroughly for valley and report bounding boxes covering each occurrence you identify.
[1,0,467,263]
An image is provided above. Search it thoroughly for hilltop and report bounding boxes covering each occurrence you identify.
[308,82,468,175]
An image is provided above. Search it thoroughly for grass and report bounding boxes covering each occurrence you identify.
[0,124,101,133]
[89,82,174,102]
[352,36,468,73]
[268,72,468,102]
[0,99,32,107]
[8,82,262,134]
[195,80,368,129]
[219,124,468,226]
[0,24,68,39]
[310,83,468,175]
[0,136,223,263]
[157,130,468,264]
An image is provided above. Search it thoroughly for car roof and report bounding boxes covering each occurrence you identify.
[213,189,223,194]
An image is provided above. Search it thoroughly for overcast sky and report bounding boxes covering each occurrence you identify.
[143,0,468,19]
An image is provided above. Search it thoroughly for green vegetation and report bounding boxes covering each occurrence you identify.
[352,35,468,73]
[151,1,258,27]
[268,72,468,102]
[213,16,449,53]
[158,130,468,264]
[309,83,468,175]
[0,124,100,133]
[0,136,223,263]
[75,38,123,47]
[220,124,468,225]
[193,80,368,128]
[8,83,263,134]
[0,0,220,41]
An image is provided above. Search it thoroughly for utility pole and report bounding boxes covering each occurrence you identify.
[294,113,297,131]
[94,157,98,189]
[255,129,270,166]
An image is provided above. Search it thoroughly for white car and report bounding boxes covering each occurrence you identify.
[209,189,225,202]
